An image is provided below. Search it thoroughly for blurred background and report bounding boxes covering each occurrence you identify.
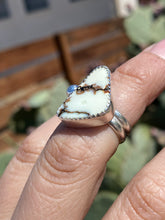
[0,0,165,219]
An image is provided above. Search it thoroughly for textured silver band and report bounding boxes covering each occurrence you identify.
[108,110,131,143]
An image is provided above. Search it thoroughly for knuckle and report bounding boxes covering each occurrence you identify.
[37,130,95,185]
[117,53,152,86]
[15,136,41,164]
[116,66,146,98]
[115,54,154,100]
[143,173,165,207]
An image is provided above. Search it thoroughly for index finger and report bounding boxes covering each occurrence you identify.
[12,40,165,220]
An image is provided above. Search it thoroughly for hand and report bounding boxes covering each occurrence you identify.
[0,40,165,220]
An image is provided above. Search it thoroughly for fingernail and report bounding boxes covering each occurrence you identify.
[147,40,165,60]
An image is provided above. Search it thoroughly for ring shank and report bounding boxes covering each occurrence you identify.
[108,110,131,144]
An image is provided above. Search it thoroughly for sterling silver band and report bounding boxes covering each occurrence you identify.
[108,110,131,143]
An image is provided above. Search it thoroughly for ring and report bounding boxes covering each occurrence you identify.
[56,65,131,143]
[108,110,131,143]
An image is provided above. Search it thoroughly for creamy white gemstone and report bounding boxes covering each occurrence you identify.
[63,90,110,116]
[81,66,110,89]
[60,112,89,119]
[57,65,111,120]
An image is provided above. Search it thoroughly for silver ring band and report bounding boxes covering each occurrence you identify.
[108,110,131,143]
[57,66,132,144]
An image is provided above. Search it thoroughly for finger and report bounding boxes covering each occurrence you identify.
[111,40,165,124]
[0,116,61,219]
[103,148,165,220]
[12,40,165,220]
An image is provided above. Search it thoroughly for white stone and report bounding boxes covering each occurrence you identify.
[57,65,111,120]
[81,65,110,89]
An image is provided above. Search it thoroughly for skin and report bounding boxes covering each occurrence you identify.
[0,40,165,220]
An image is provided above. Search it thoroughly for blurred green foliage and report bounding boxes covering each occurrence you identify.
[85,192,118,220]
[9,78,69,133]
[124,1,165,56]
[0,153,14,177]
[107,125,156,187]
[125,7,154,46]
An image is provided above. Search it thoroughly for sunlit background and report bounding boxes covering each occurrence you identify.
[0,0,165,219]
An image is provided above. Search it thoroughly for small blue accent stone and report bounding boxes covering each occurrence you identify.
[67,85,78,94]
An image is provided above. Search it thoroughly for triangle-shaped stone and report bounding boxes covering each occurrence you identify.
[57,65,111,121]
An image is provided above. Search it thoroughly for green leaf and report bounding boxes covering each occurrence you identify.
[100,170,123,194]
[46,78,69,114]
[35,78,69,124]
[0,153,14,177]
[158,0,165,6]
[107,139,132,182]
[152,16,165,42]
[85,191,118,220]
[121,125,156,186]
[9,77,69,133]
[124,7,153,46]
[28,90,50,108]
[107,124,156,187]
